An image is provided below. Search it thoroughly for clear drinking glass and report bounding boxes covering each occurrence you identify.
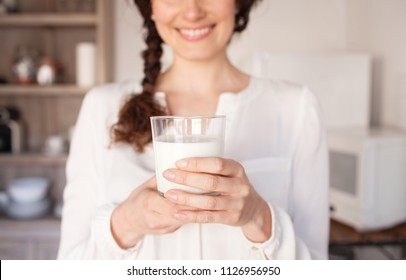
[151,116,226,196]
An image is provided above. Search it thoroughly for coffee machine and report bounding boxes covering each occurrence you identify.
[0,106,22,153]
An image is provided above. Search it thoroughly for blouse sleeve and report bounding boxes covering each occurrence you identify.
[240,87,329,259]
[57,89,141,259]
[289,88,330,259]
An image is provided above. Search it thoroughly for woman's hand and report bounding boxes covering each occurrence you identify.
[162,157,273,243]
[111,177,193,249]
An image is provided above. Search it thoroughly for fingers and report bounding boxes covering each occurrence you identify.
[175,157,245,177]
[173,210,239,225]
[144,212,183,233]
[163,189,245,226]
[157,159,265,228]
[165,190,243,212]
[139,167,252,228]
[163,169,242,193]
[148,189,198,216]
[137,176,197,214]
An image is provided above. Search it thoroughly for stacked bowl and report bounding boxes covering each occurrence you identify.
[1,177,51,219]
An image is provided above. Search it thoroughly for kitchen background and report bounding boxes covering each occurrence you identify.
[0,0,405,260]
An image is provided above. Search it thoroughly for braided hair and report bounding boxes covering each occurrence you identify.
[112,0,262,152]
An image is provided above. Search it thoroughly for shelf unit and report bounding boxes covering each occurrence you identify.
[0,13,97,27]
[0,152,68,165]
[0,0,112,86]
[0,0,114,260]
[0,0,112,152]
[0,84,89,97]
[0,216,61,259]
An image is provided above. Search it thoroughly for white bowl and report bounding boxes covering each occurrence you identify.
[7,177,50,203]
[3,197,51,219]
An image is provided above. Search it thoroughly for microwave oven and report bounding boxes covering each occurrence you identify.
[328,127,406,232]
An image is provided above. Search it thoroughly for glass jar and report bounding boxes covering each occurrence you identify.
[37,57,63,85]
[12,46,39,84]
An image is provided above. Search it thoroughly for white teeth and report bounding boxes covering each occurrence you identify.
[180,27,210,38]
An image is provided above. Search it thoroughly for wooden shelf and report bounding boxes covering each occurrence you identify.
[0,216,60,239]
[0,153,68,166]
[0,13,97,27]
[330,219,406,244]
[0,84,89,97]
[0,216,60,260]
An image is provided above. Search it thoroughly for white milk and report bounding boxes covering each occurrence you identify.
[153,135,223,195]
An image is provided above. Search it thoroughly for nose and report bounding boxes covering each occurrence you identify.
[182,0,206,21]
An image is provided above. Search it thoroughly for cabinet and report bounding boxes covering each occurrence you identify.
[0,0,113,259]
[0,217,60,259]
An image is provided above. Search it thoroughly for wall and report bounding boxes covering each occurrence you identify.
[228,0,347,66]
[114,0,143,83]
[114,0,406,129]
[346,0,406,127]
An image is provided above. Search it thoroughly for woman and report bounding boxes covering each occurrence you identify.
[58,0,329,259]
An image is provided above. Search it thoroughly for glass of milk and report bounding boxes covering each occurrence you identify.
[150,116,226,196]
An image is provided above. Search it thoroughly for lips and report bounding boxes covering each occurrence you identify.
[177,25,215,41]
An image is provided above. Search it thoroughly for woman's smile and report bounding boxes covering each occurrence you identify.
[152,0,236,61]
[177,24,215,41]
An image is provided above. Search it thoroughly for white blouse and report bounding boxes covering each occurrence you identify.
[57,77,329,260]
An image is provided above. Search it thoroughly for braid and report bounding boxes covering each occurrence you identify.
[112,16,165,152]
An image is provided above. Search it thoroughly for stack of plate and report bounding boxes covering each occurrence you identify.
[1,177,51,219]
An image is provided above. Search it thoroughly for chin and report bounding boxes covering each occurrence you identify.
[176,47,226,62]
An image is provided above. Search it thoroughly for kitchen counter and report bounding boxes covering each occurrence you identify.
[329,219,406,259]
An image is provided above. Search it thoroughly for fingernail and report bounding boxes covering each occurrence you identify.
[163,170,175,181]
[176,159,188,168]
[174,213,187,220]
[165,191,178,201]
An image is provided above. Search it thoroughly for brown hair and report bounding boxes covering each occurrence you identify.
[112,0,262,152]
